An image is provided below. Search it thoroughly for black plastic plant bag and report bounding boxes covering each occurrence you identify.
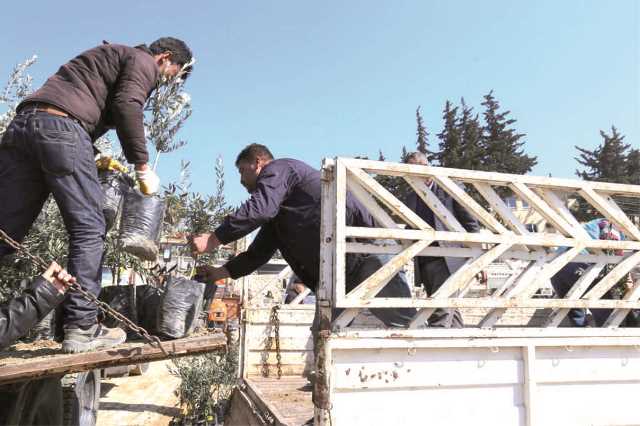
[157,276,205,339]
[98,170,129,232]
[119,189,166,261]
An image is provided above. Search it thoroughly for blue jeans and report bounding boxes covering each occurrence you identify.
[0,110,105,328]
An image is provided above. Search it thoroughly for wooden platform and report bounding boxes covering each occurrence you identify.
[0,333,226,385]
[243,376,314,426]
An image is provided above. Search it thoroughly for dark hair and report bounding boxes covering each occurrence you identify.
[149,37,193,79]
[235,143,274,166]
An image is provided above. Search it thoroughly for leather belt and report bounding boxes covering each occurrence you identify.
[18,103,87,133]
[19,103,71,118]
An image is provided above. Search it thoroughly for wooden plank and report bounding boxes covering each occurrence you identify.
[345,163,432,230]
[431,176,507,233]
[339,158,640,196]
[344,226,640,251]
[0,334,226,385]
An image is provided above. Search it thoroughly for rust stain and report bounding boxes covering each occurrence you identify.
[392,371,399,380]
[345,368,351,376]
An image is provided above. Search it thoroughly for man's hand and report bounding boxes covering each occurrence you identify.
[195,265,230,284]
[135,163,160,195]
[189,233,221,255]
[42,262,76,294]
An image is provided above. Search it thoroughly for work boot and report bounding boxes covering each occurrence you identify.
[62,324,126,353]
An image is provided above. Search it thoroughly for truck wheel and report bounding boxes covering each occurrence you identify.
[62,370,100,426]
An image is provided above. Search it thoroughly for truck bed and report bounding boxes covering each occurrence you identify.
[229,376,314,426]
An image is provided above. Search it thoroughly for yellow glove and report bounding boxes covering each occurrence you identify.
[95,156,129,174]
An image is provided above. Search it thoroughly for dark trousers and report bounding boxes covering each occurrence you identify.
[0,110,104,328]
[312,253,417,334]
[417,257,463,328]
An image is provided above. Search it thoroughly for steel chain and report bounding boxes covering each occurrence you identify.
[262,304,282,379]
[272,304,282,379]
[0,228,169,356]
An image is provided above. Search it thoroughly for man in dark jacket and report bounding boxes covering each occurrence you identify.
[0,37,193,353]
[404,152,481,328]
[191,144,416,328]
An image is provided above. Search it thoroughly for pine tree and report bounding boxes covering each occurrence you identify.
[457,98,484,170]
[481,91,537,174]
[574,126,634,220]
[434,101,461,167]
[415,106,429,157]
[575,126,631,183]
[627,149,640,186]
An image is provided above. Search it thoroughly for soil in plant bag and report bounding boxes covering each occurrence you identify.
[157,276,206,339]
[119,188,166,261]
[99,169,130,232]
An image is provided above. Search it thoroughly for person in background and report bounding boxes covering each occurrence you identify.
[404,151,482,328]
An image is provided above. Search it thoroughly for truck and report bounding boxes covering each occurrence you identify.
[227,157,640,426]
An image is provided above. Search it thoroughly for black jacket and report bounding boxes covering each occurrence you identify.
[21,43,159,164]
[0,277,65,350]
[215,159,375,290]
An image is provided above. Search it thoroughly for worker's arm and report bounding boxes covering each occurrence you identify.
[215,163,299,245]
[110,53,158,166]
[0,264,72,350]
[223,224,279,279]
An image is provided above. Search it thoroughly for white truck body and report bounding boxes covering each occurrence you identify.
[229,158,640,426]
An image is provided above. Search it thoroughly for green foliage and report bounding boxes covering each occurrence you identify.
[574,126,640,220]
[480,91,537,174]
[0,55,37,135]
[145,60,195,170]
[169,339,239,420]
[434,100,462,168]
[415,106,429,157]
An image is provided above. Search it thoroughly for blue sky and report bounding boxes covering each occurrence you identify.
[1,1,638,206]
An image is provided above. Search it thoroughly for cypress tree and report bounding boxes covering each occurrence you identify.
[435,101,461,167]
[480,91,537,174]
[415,106,429,157]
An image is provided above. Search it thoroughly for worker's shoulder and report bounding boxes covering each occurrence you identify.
[267,158,319,174]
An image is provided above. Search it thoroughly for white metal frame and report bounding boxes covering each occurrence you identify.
[319,157,640,330]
